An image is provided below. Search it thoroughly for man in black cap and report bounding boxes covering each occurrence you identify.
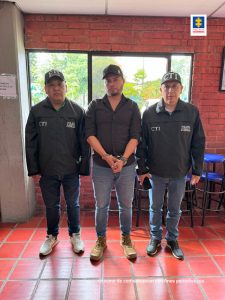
[85,64,141,261]
[25,69,90,256]
[136,71,205,260]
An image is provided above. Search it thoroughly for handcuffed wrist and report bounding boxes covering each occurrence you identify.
[118,156,127,166]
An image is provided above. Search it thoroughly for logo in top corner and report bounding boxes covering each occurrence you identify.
[190,15,207,36]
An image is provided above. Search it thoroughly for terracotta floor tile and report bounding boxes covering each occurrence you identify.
[104,241,125,257]
[10,259,44,279]
[201,239,225,255]
[213,226,225,239]
[179,227,197,240]
[80,211,95,227]
[107,228,121,240]
[22,241,41,258]
[0,223,16,229]
[203,215,225,227]
[0,280,36,300]
[193,226,220,239]
[0,260,16,280]
[72,257,102,278]
[33,280,69,300]
[159,256,192,276]
[0,243,26,258]
[132,256,162,277]
[6,229,34,242]
[130,228,149,241]
[187,256,222,275]
[103,280,136,300]
[169,278,205,300]
[80,227,97,240]
[37,218,47,228]
[213,255,225,273]
[31,229,47,241]
[16,217,42,228]
[1,211,225,300]
[48,241,74,258]
[136,279,170,300]
[0,229,12,242]
[68,279,101,300]
[134,241,149,257]
[41,258,73,279]
[180,240,208,256]
[104,257,132,277]
[200,277,225,300]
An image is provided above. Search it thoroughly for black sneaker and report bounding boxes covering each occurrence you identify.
[167,240,184,260]
[146,239,161,256]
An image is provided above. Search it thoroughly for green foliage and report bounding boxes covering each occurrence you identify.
[171,56,191,102]
[29,52,88,106]
[92,57,117,100]
[29,53,162,109]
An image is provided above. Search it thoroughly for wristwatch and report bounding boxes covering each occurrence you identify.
[119,156,127,166]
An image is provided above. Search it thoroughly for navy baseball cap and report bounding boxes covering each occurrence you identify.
[161,72,182,85]
[45,69,65,84]
[102,64,124,79]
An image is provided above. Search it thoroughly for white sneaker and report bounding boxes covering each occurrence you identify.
[70,233,84,254]
[39,235,59,256]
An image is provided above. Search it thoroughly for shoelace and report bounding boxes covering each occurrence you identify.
[122,236,132,247]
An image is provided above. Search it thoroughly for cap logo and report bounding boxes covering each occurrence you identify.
[47,70,61,78]
[164,73,179,81]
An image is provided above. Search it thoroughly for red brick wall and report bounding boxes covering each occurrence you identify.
[24,14,225,208]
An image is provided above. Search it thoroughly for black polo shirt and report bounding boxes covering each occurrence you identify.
[85,94,141,167]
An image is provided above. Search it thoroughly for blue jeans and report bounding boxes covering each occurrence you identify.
[92,162,136,237]
[149,175,186,241]
[39,173,80,236]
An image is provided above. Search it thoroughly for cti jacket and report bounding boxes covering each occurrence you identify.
[25,97,90,177]
[136,99,205,178]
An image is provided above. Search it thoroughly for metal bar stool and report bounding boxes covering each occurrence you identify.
[134,177,149,227]
[197,153,225,226]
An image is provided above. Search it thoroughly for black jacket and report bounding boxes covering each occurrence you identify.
[25,97,90,176]
[136,99,205,178]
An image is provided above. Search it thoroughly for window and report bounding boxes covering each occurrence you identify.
[171,55,192,102]
[92,55,167,113]
[28,51,192,110]
[28,52,88,108]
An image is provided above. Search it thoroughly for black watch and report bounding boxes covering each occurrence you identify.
[119,156,127,165]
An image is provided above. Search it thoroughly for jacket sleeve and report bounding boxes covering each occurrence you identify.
[78,110,91,176]
[191,110,205,176]
[130,102,141,141]
[136,111,150,175]
[25,110,40,176]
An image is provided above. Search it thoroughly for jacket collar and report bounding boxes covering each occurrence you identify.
[156,98,184,114]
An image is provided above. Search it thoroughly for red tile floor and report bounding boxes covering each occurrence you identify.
[0,209,225,300]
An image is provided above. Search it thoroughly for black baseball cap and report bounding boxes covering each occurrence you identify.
[161,72,182,85]
[102,64,124,79]
[45,69,65,84]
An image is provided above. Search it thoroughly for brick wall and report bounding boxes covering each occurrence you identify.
[24,14,225,208]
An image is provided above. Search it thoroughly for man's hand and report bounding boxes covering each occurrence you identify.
[103,155,119,170]
[190,175,200,185]
[139,173,151,185]
[111,159,124,173]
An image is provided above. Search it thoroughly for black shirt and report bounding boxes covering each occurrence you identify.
[85,94,141,167]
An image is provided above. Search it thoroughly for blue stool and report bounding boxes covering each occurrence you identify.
[199,153,225,226]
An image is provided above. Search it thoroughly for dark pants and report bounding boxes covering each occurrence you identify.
[39,173,80,237]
